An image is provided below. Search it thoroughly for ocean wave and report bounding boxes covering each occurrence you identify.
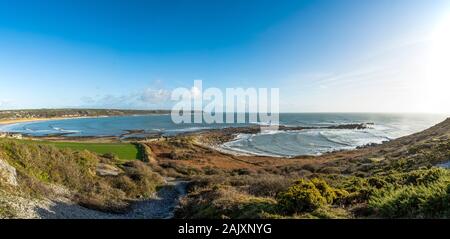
[49,125,80,134]
[318,131,353,146]
[319,129,388,147]
[221,141,286,158]
[222,128,394,157]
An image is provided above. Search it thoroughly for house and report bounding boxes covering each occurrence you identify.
[0,132,23,139]
[9,133,23,139]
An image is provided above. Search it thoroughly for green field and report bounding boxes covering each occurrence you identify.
[23,140,141,161]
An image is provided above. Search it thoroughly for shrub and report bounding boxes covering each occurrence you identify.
[277,179,327,213]
[277,178,349,214]
[120,161,164,197]
[247,175,293,197]
[368,169,450,218]
[175,185,277,219]
[311,178,337,203]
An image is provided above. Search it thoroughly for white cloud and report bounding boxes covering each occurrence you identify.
[140,88,171,103]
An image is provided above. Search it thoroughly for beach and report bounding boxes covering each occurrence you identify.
[0,117,82,125]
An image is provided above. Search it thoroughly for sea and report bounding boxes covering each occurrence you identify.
[1,113,447,157]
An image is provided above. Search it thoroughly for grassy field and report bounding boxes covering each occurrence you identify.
[22,140,142,161]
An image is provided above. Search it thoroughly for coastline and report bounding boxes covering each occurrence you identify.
[0,115,444,159]
[0,117,75,125]
[0,109,171,126]
[0,113,172,126]
[0,120,412,157]
[0,116,110,126]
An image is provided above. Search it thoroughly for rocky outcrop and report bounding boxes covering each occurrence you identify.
[0,158,18,187]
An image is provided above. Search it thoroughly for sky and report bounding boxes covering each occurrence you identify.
[0,0,449,113]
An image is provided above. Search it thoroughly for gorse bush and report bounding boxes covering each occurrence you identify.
[369,181,450,218]
[277,178,348,213]
[368,168,450,218]
[277,179,326,213]
[311,178,339,203]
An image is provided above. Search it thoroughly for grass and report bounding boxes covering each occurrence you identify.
[21,140,141,161]
[0,138,164,213]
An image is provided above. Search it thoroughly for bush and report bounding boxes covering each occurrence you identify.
[176,185,277,219]
[368,169,450,218]
[277,179,326,213]
[311,178,337,203]
[277,178,349,214]
[120,161,164,197]
[247,175,293,197]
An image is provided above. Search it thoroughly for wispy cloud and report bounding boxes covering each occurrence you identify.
[80,87,172,109]
[281,40,434,112]
[0,99,14,109]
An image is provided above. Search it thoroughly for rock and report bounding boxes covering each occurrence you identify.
[369,157,385,162]
[0,158,18,186]
[96,163,122,176]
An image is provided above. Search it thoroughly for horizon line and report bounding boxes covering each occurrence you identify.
[0,108,448,115]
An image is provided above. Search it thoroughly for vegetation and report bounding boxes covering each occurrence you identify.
[174,167,450,219]
[172,118,450,219]
[176,184,278,219]
[21,140,142,161]
[367,168,450,218]
[0,138,163,213]
[277,178,348,213]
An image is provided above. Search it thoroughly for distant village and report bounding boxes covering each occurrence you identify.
[0,109,171,121]
[0,132,23,139]
[0,110,92,120]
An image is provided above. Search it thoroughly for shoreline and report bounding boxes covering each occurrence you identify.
[0,116,104,126]
[0,118,437,158]
[1,121,384,157]
[0,112,171,126]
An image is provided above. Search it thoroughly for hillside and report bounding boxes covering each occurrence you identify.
[1,118,449,218]
[148,118,450,219]
[0,138,165,218]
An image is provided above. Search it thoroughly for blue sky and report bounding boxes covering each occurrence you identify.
[0,0,449,112]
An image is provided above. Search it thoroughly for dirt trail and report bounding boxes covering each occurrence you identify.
[34,178,189,219]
